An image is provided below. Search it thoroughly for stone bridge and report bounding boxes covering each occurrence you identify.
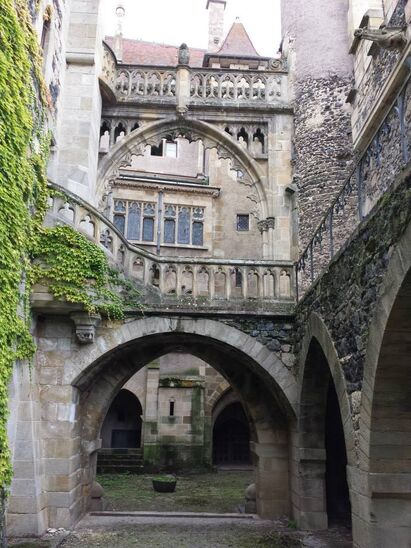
[15,164,410,548]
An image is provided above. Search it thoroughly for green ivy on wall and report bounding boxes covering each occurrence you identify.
[0,0,48,494]
[30,225,141,319]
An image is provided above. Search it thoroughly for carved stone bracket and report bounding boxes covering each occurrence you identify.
[257,217,275,233]
[70,312,101,344]
[353,25,408,51]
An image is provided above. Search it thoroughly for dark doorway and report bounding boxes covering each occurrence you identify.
[325,379,351,526]
[101,389,142,449]
[213,402,251,465]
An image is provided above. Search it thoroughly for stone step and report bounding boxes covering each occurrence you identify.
[97,464,144,474]
[98,460,144,468]
[98,453,144,460]
[98,449,143,455]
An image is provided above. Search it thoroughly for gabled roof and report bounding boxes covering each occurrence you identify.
[105,37,206,67]
[215,19,260,57]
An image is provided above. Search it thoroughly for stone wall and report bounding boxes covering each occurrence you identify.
[350,0,407,144]
[295,170,411,392]
[293,76,353,249]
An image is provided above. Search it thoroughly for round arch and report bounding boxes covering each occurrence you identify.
[356,222,411,546]
[295,312,355,531]
[97,116,269,218]
[68,317,297,520]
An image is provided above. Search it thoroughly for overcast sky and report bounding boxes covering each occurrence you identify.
[100,0,282,57]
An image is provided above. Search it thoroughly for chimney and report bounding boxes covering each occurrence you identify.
[114,3,125,62]
[206,0,226,53]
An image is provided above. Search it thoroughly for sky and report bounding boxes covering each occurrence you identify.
[100,0,282,57]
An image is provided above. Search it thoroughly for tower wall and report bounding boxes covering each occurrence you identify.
[282,1,354,250]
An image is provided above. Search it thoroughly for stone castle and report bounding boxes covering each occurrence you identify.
[3,0,411,547]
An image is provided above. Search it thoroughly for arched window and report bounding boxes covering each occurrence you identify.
[113,200,126,235]
[127,202,141,240]
[164,205,176,244]
[142,203,155,241]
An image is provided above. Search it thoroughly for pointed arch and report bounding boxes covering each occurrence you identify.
[97,117,269,218]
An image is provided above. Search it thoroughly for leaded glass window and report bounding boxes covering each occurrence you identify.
[142,217,154,241]
[177,207,190,244]
[164,205,176,244]
[113,214,125,235]
[192,221,203,246]
[142,203,155,242]
[236,214,250,231]
[127,202,141,240]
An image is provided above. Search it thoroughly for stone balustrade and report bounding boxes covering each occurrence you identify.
[189,70,285,104]
[100,43,287,107]
[45,184,295,309]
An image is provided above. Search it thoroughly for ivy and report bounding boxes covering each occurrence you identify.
[30,226,141,319]
[0,0,48,497]
[0,0,142,523]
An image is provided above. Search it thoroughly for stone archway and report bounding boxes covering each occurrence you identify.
[294,312,354,531]
[31,317,297,530]
[355,223,411,547]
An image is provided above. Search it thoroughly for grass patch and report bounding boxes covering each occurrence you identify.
[97,470,254,513]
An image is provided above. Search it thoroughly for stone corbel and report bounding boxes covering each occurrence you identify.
[257,217,275,234]
[70,312,101,344]
[353,25,408,52]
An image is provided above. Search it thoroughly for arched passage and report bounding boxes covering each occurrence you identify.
[100,389,142,449]
[295,313,354,531]
[358,223,411,546]
[213,401,251,466]
[54,317,297,525]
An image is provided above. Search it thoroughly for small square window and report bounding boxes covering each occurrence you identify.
[237,214,250,231]
[165,141,177,158]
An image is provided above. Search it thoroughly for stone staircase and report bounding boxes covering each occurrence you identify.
[97,448,144,474]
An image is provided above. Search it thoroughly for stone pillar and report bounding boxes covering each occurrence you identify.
[253,438,290,518]
[6,362,47,536]
[143,363,160,465]
[176,65,191,115]
[55,0,103,205]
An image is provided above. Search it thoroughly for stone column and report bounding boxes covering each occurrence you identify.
[143,363,160,465]
[176,64,191,115]
[7,362,47,536]
[253,439,290,518]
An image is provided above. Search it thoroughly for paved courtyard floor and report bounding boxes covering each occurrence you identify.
[10,515,352,548]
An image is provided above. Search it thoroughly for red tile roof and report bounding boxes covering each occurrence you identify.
[216,20,260,57]
[105,37,206,67]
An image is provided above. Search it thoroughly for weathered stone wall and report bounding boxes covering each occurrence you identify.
[295,170,411,392]
[350,0,407,144]
[282,0,354,250]
[293,76,353,249]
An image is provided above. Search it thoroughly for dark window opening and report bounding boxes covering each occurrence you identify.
[235,269,242,287]
[169,401,175,417]
[237,127,249,146]
[114,122,126,142]
[252,128,265,153]
[237,214,250,231]
[150,142,163,156]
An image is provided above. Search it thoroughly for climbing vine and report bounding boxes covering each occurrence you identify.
[0,1,142,525]
[30,225,141,319]
[0,0,48,498]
